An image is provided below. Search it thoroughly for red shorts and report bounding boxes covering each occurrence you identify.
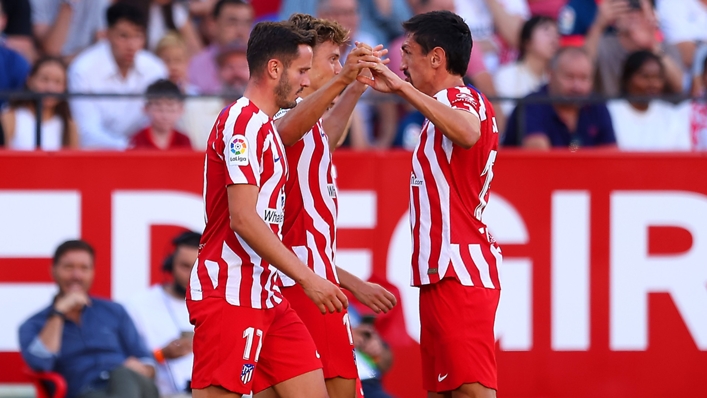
[187,297,322,394]
[419,278,500,392]
[282,284,358,380]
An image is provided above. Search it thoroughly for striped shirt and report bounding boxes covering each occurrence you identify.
[188,97,288,309]
[410,86,502,289]
[274,100,340,287]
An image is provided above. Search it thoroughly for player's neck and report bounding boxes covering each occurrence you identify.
[426,75,465,97]
[243,82,278,118]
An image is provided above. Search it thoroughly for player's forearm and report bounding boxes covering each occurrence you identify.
[276,76,350,146]
[230,211,312,285]
[322,82,366,151]
[397,83,481,148]
[336,267,366,293]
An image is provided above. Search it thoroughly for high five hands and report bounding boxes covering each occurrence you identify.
[353,42,404,93]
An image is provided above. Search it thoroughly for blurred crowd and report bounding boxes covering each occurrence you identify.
[1,0,706,152]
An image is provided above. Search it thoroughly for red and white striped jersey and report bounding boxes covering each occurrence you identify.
[410,86,502,289]
[274,101,339,287]
[188,97,288,309]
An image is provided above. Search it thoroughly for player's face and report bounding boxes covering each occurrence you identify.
[400,35,434,94]
[626,59,665,96]
[309,41,342,91]
[108,20,146,69]
[550,53,593,97]
[172,245,198,293]
[274,44,312,109]
[52,250,94,295]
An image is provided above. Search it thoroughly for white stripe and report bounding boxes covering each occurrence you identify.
[222,241,242,306]
[189,260,203,300]
[262,266,275,309]
[408,182,417,286]
[422,124,451,276]
[469,244,495,288]
[490,245,503,287]
[223,101,263,187]
[204,260,219,289]
[202,154,209,224]
[450,244,473,286]
[411,133,431,284]
[307,230,327,278]
[250,262,264,309]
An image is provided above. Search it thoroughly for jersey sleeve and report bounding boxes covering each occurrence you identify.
[439,87,482,120]
[222,113,264,187]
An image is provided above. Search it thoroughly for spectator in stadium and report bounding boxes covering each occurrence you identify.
[584,0,685,96]
[30,0,110,61]
[0,0,35,62]
[18,240,159,398]
[187,0,253,94]
[216,41,249,98]
[117,0,202,55]
[494,15,559,118]
[2,56,79,150]
[656,0,707,72]
[68,3,167,149]
[129,79,191,150]
[0,0,31,111]
[125,231,201,397]
[454,0,531,72]
[503,46,617,149]
[155,32,199,95]
[350,307,394,398]
[608,50,691,151]
[689,54,707,150]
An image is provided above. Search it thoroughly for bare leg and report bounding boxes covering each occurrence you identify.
[254,387,279,398]
[193,386,243,398]
[270,369,328,398]
[324,377,356,398]
[428,392,452,398]
[451,383,496,398]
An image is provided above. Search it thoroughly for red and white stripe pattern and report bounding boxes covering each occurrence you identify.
[275,101,339,287]
[188,97,288,309]
[410,86,502,289]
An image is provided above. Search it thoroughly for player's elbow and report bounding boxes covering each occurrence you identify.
[456,129,481,149]
[229,210,249,234]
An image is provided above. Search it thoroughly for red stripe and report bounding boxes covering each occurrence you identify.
[485,244,501,289]
[417,127,443,284]
[259,259,270,308]
[459,244,482,287]
[0,258,53,282]
[228,103,259,185]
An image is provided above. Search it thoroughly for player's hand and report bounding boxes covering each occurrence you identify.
[339,44,388,85]
[54,289,91,314]
[356,60,404,94]
[301,273,349,314]
[352,282,397,314]
[161,337,193,359]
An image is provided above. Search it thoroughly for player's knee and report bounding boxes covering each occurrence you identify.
[452,383,496,398]
[324,377,356,398]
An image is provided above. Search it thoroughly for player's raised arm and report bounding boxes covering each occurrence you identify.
[275,43,383,146]
[227,185,347,314]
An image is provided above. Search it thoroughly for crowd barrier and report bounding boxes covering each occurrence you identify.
[0,150,705,397]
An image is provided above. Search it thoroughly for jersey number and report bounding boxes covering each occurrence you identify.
[243,327,264,362]
[343,313,354,345]
[474,149,497,220]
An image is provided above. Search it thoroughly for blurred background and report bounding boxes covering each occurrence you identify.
[0,0,706,397]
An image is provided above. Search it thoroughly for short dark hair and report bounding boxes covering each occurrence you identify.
[620,50,664,94]
[146,79,184,101]
[518,15,556,61]
[107,3,146,30]
[246,21,316,77]
[172,231,202,248]
[53,240,95,266]
[402,10,471,77]
[550,46,589,71]
[213,0,251,19]
[288,13,349,46]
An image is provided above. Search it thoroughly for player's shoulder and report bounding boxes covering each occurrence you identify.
[434,86,480,107]
[220,97,270,133]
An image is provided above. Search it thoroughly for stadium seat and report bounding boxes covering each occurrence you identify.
[23,368,66,398]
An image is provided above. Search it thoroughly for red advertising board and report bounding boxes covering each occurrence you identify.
[0,151,705,397]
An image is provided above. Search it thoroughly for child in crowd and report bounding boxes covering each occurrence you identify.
[1,56,78,150]
[129,79,192,150]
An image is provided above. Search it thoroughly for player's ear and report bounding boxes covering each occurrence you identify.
[430,47,445,70]
[266,59,281,80]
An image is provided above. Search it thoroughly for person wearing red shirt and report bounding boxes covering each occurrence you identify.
[129,79,192,150]
[361,10,502,398]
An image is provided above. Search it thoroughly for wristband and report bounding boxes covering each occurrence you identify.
[154,348,165,364]
[50,308,67,320]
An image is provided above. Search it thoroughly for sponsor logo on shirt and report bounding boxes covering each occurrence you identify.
[229,134,249,166]
[410,173,424,187]
[263,208,284,224]
[327,183,337,198]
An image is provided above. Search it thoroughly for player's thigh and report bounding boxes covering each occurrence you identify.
[253,387,278,398]
[193,385,243,398]
[427,392,452,398]
[324,376,356,398]
[271,369,328,398]
[451,383,497,398]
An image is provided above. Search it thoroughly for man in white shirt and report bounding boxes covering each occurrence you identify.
[68,3,167,149]
[125,231,201,397]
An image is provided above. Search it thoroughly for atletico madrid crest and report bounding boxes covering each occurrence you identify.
[241,363,255,384]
